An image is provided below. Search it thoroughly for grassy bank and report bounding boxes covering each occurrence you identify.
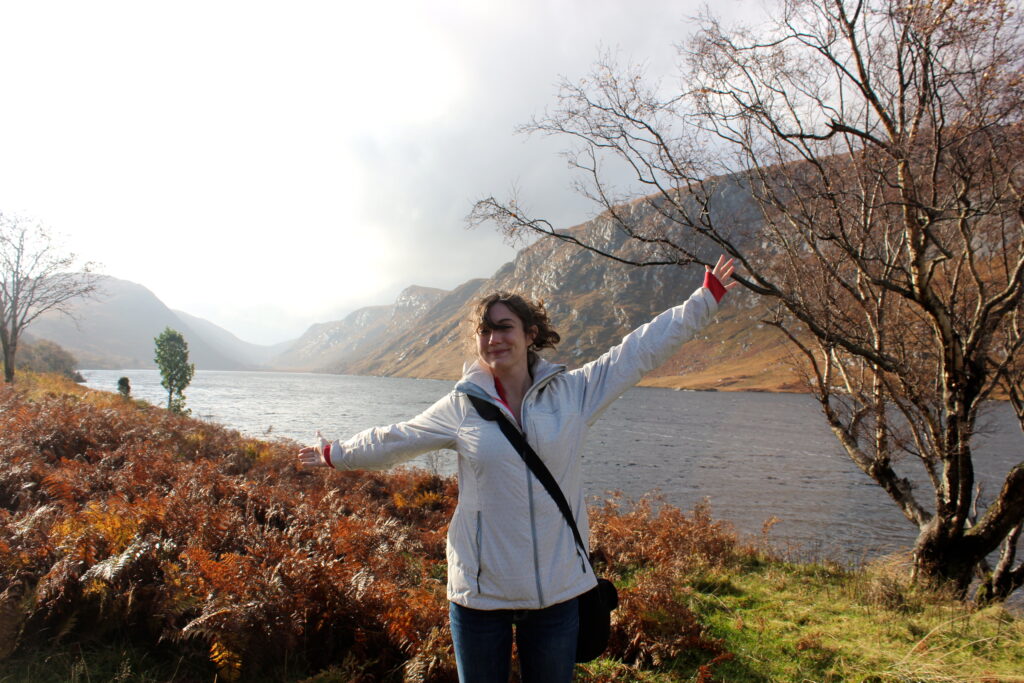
[674,557,1022,681]
[1,374,1020,682]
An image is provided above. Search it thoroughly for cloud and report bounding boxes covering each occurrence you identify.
[0,0,758,345]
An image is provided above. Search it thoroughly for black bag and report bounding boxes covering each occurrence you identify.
[575,577,619,662]
[466,395,619,663]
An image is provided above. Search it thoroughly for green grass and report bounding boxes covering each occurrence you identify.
[668,554,1024,682]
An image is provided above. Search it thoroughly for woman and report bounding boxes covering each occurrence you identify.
[297,256,737,682]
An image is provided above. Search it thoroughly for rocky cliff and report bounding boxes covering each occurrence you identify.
[30,185,804,391]
[294,191,804,392]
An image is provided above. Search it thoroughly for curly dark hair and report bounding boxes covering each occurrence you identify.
[473,292,561,352]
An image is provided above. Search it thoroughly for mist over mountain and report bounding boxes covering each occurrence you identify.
[173,310,294,367]
[272,285,451,371]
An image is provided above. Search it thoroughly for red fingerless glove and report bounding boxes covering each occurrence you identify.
[703,270,727,303]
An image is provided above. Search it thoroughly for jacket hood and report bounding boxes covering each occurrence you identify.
[455,356,566,403]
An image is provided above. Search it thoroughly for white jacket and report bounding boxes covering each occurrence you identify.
[327,286,719,610]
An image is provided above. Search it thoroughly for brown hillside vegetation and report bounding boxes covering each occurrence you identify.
[0,375,737,681]
[640,300,806,392]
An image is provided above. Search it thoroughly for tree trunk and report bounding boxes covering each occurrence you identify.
[3,340,15,383]
[912,521,976,597]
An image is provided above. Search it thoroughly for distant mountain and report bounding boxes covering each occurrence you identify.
[27,277,258,370]
[173,310,294,367]
[336,278,488,377]
[271,285,450,371]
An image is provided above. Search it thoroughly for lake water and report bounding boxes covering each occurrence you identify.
[82,369,1023,565]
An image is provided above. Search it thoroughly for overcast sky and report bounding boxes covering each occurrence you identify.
[0,0,757,345]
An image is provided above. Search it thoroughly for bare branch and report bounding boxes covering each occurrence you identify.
[0,214,100,382]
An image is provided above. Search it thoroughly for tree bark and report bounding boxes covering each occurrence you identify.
[977,523,1024,602]
[913,522,977,596]
[3,338,15,383]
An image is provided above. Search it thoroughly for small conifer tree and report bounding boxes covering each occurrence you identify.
[154,328,194,414]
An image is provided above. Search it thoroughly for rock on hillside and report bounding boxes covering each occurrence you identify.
[270,306,390,371]
[337,278,489,378]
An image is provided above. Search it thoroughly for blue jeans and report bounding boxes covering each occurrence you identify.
[449,598,579,683]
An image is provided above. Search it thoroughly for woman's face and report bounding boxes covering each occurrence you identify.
[476,302,536,375]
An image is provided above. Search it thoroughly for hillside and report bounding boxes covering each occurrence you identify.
[271,285,450,371]
[173,309,294,367]
[26,276,251,370]
[312,191,803,392]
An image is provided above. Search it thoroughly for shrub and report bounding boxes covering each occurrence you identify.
[15,339,84,382]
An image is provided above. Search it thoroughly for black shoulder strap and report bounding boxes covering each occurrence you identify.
[466,394,589,563]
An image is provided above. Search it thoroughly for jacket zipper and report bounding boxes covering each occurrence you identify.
[472,371,564,608]
[507,375,561,607]
[475,510,483,594]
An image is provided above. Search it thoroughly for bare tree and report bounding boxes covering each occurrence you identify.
[472,0,1024,601]
[0,213,99,382]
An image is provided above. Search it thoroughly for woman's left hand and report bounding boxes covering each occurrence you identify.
[708,255,739,293]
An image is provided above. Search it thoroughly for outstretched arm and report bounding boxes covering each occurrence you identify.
[296,394,459,471]
[574,254,739,423]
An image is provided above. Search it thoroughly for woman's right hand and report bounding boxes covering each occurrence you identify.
[297,431,334,468]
